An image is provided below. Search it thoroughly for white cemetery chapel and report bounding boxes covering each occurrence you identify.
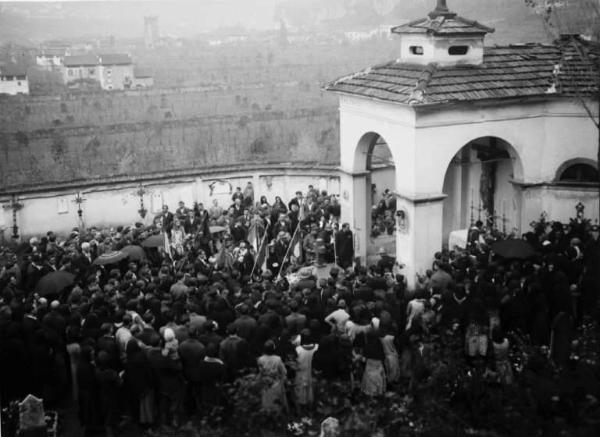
[326,0,599,286]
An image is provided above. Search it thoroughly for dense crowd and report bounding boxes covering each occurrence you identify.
[0,183,599,436]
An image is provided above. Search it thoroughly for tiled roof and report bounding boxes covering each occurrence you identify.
[64,54,98,67]
[325,39,600,106]
[38,48,66,57]
[0,64,27,77]
[391,14,494,36]
[134,67,152,78]
[98,54,132,66]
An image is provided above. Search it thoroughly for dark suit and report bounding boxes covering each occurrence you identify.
[161,211,175,235]
[184,217,199,234]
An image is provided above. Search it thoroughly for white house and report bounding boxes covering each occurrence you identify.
[326,0,599,286]
[63,54,100,86]
[0,64,29,95]
[36,48,68,70]
[98,54,134,91]
[63,53,138,91]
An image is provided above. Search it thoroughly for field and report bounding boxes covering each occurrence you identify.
[0,37,401,192]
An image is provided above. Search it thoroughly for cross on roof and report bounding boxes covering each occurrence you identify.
[429,0,455,18]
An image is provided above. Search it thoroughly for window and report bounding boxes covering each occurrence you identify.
[559,163,599,183]
[106,69,112,76]
[68,69,73,77]
[409,46,424,55]
[449,45,469,55]
[17,81,21,86]
[89,68,95,75]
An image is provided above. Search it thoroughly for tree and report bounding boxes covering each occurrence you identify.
[525,0,600,219]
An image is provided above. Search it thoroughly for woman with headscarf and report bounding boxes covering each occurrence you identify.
[271,196,288,223]
[257,339,289,414]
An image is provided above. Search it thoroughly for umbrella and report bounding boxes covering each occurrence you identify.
[491,239,536,259]
[141,234,166,248]
[93,251,128,265]
[36,271,75,297]
[14,242,32,257]
[209,226,226,234]
[121,245,146,261]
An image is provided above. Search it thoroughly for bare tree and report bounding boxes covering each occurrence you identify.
[525,0,600,219]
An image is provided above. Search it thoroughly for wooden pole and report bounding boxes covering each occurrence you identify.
[277,224,302,280]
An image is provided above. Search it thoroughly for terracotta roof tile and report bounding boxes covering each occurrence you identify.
[325,40,600,106]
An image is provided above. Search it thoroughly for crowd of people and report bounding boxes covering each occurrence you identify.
[0,182,599,436]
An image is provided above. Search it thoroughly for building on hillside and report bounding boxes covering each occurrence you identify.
[63,54,100,86]
[326,0,599,286]
[62,53,141,90]
[0,64,29,95]
[36,48,69,70]
[98,54,134,90]
[132,67,154,89]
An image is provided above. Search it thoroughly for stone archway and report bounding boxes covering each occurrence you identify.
[441,136,524,247]
[339,131,399,267]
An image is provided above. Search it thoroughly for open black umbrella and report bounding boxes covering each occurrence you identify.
[141,234,166,248]
[491,239,536,260]
[93,251,128,266]
[121,245,146,261]
[36,271,75,297]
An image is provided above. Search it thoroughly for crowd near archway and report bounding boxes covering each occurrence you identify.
[442,136,524,247]
[355,132,398,264]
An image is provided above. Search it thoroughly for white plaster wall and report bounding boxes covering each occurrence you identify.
[0,78,29,95]
[433,37,485,67]
[398,35,484,66]
[338,95,417,264]
[337,94,597,288]
[0,169,342,239]
[522,186,599,228]
[415,99,597,193]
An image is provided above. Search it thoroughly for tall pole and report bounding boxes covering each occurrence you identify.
[277,224,302,280]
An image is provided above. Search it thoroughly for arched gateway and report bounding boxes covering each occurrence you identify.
[327,0,599,288]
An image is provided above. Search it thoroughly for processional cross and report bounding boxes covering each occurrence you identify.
[73,192,87,231]
[133,183,151,219]
[2,195,24,240]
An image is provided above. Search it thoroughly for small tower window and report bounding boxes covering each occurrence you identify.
[449,45,469,55]
[409,46,424,55]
